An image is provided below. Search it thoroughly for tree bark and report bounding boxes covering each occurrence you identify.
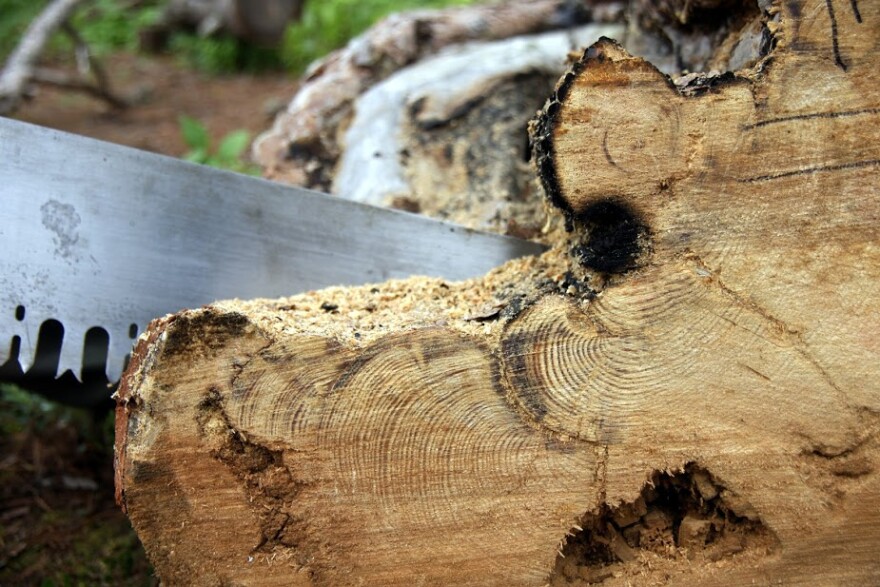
[251,0,610,192]
[331,23,624,237]
[116,1,880,585]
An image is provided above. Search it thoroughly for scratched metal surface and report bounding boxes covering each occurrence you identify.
[0,118,545,390]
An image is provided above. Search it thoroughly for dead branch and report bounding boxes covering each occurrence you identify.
[0,0,84,115]
[31,67,127,109]
[60,22,127,110]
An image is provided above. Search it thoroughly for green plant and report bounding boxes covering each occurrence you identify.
[1,0,479,75]
[0,0,161,62]
[0,0,50,60]
[167,31,285,74]
[69,0,162,55]
[179,114,259,174]
[280,0,476,73]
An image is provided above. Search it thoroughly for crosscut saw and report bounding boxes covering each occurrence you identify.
[0,118,545,404]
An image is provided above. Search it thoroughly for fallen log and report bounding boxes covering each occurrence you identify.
[116,0,880,585]
[251,0,611,192]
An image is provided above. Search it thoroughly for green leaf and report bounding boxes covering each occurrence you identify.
[183,147,208,164]
[216,130,251,162]
[178,115,209,150]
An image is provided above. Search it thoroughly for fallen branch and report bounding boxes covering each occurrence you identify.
[60,22,127,110]
[31,67,127,109]
[0,0,84,115]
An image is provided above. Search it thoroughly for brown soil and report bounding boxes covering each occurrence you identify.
[2,52,299,585]
[13,52,296,159]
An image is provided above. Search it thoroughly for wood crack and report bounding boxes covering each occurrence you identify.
[825,0,848,70]
[737,158,880,183]
[682,254,851,404]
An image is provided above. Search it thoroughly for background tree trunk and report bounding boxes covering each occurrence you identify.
[116,1,880,585]
[142,0,303,48]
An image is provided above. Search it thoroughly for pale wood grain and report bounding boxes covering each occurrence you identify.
[117,1,880,584]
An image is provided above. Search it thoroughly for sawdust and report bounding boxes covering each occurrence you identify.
[215,245,578,349]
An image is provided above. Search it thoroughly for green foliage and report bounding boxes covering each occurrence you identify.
[167,32,284,74]
[0,383,113,446]
[280,0,476,73]
[0,0,49,60]
[0,383,67,435]
[179,114,259,174]
[0,384,154,586]
[164,0,477,74]
[69,0,162,55]
[0,0,161,62]
[1,0,478,74]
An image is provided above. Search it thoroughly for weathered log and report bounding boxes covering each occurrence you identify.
[116,0,880,585]
[251,0,612,191]
[333,23,624,237]
[251,0,770,239]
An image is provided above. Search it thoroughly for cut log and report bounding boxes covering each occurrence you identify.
[116,1,880,585]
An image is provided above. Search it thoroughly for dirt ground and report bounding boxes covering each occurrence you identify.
[2,53,299,586]
[14,53,296,158]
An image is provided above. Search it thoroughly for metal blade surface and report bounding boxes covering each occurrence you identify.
[0,118,545,384]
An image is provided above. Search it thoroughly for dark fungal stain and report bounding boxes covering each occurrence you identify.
[571,200,648,274]
[558,271,597,298]
[531,38,650,225]
[500,330,549,420]
[162,310,250,359]
[531,41,593,221]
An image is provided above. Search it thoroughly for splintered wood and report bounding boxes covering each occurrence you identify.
[116,1,880,585]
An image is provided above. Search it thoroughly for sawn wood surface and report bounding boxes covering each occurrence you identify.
[116,1,879,584]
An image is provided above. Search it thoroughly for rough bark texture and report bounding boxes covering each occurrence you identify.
[251,0,615,192]
[331,23,624,237]
[250,0,771,239]
[116,1,880,585]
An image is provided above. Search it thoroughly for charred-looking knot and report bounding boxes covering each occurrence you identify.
[570,200,648,274]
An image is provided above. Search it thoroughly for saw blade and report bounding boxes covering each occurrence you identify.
[0,118,545,385]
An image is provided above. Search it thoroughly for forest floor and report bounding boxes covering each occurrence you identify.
[15,52,295,157]
[1,53,298,586]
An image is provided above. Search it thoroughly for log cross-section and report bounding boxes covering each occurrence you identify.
[116,1,880,585]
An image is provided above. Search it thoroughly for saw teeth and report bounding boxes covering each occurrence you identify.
[58,325,85,380]
[1,302,133,385]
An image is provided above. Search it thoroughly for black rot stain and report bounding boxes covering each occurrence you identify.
[162,310,250,359]
[531,41,592,221]
[601,130,620,169]
[320,302,339,313]
[743,106,880,130]
[739,158,880,183]
[571,200,648,274]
